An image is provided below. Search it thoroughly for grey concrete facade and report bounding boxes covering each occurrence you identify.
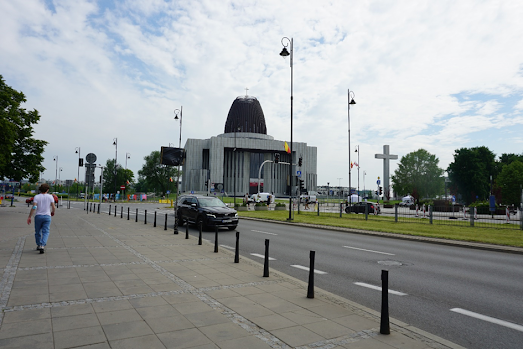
[182,132,317,196]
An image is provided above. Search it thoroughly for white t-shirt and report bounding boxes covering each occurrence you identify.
[34,194,54,216]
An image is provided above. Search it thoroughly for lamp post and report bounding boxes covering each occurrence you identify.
[53,156,58,192]
[125,153,131,169]
[280,36,294,221]
[59,167,63,191]
[327,182,329,200]
[337,178,342,201]
[173,107,183,234]
[75,147,81,199]
[234,126,240,207]
[355,145,360,197]
[363,170,366,199]
[113,138,117,202]
[347,90,356,209]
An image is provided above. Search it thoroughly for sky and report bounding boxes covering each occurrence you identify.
[1,0,523,192]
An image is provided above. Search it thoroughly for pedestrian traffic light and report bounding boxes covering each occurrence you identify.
[274,153,280,163]
[299,179,305,193]
[298,156,302,167]
[379,186,383,195]
[375,190,378,196]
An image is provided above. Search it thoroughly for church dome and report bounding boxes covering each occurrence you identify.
[224,96,267,134]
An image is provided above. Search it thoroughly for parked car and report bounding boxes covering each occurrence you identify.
[176,194,238,230]
[345,201,381,214]
[248,192,274,204]
[26,194,59,206]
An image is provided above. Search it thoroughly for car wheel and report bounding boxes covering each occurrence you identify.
[227,226,237,231]
[344,207,350,214]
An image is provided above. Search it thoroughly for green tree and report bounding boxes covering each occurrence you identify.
[102,159,134,195]
[447,146,497,204]
[392,149,444,202]
[0,75,47,181]
[138,151,180,196]
[496,160,523,206]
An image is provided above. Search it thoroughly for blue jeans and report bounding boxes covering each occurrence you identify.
[34,215,51,247]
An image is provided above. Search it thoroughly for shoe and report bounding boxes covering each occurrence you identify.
[36,245,42,251]
[40,246,45,254]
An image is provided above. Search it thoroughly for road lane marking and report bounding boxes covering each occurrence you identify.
[354,282,407,296]
[250,253,276,260]
[450,308,523,332]
[251,230,278,235]
[220,245,235,250]
[343,246,395,256]
[291,265,328,274]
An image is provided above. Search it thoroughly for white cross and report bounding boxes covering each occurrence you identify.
[245,87,249,96]
[375,145,398,199]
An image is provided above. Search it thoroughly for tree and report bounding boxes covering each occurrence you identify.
[138,151,180,196]
[392,149,444,202]
[0,75,47,181]
[496,160,523,206]
[102,159,134,195]
[447,146,497,204]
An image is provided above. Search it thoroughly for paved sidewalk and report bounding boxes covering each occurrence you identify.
[0,205,464,349]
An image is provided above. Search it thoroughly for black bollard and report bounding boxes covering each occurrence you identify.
[121,206,123,218]
[380,270,390,335]
[198,222,202,245]
[127,207,130,220]
[263,239,270,277]
[97,204,100,214]
[114,205,117,217]
[185,222,189,239]
[307,250,315,298]
[214,225,219,253]
[164,213,167,230]
[144,210,147,224]
[173,214,178,235]
[135,208,138,222]
[90,203,92,212]
[234,231,240,263]
[109,205,111,215]
[86,203,89,215]
[154,211,157,227]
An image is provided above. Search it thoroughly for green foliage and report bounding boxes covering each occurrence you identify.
[137,151,180,196]
[0,75,47,181]
[392,149,444,201]
[102,159,134,194]
[447,146,497,204]
[496,160,523,205]
[275,202,286,207]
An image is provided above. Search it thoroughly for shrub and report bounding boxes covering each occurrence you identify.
[275,202,286,207]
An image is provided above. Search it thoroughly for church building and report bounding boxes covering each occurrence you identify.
[181,95,317,196]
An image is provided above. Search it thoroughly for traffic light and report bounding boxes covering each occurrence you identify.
[298,156,302,167]
[375,190,378,195]
[79,158,84,167]
[299,179,305,193]
[274,153,280,163]
[379,186,383,195]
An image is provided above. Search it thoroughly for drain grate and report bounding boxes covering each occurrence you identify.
[378,260,403,266]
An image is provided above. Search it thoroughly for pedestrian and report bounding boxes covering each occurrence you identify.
[27,183,56,254]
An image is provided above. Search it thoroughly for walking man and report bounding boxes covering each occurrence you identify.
[27,183,56,254]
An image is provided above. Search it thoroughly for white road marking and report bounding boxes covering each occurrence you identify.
[343,246,395,256]
[290,265,328,274]
[251,230,278,235]
[250,253,276,260]
[354,282,408,296]
[220,245,235,250]
[450,308,523,332]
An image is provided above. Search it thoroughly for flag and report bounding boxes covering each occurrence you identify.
[284,141,291,154]
[350,162,353,168]
[169,177,173,182]
[354,162,359,167]
[126,180,130,185]
[74,178,77,182]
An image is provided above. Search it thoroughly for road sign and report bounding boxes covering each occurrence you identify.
[86,153,97,164]
[120,185,125,190]
[297,170,302,178]
[166,190,170,194]
[377,179,381,185]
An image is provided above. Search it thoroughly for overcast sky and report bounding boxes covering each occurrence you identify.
[1,0,522,191]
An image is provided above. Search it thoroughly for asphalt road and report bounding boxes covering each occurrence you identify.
[69,201,523,348]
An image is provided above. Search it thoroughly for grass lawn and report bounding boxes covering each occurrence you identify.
[238,210,523,248]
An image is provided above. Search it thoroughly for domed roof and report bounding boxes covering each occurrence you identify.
[224,96,267,134]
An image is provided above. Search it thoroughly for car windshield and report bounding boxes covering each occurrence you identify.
[198,197,227,208]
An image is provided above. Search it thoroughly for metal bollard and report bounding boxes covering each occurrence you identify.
[307,250,315,298]
[214,225,219,253]
[263,239,270,277]
[121,206,123,218]
[109,205,111,215]
[198,222,202,245]
[114,205,117,217]
[340,203,342,218]
[97,204,100,214]
[380,270,390,335]
[234,231,239,263]
[154,211,157,227]
[164,213,167,230]
[395,204,398,222]
[135,208,138,222]
[185,222,189,239]
[365,203,368,220]
[86,202,89,214]
[144,210,147,224]
[127,207,130,220]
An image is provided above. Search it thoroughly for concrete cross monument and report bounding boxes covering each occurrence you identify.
[375,145,398,200]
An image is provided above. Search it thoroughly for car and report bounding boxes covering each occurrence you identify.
[176,194,239,230]
[345,201,381,214]
[26,194,59,206]
[248,192,274,204]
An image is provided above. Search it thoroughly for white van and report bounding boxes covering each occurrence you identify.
[399,195,415,206]
[249,192,274,204]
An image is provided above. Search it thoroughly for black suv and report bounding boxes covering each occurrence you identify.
[176,195,238,230]
[345,202,381,214]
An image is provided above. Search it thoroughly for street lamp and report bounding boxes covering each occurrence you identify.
[53,156,58,192]
[363,170,366,199]
[75,147,81,199]
[125,153,131,169]
[234,126,240,207]
[59,167,63,190]
[280,36,294,221]
[113,138,117,202]
[337,178,343,200]
[355,145,360,197]
[173,107,183,235]
[347,90,356,210]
